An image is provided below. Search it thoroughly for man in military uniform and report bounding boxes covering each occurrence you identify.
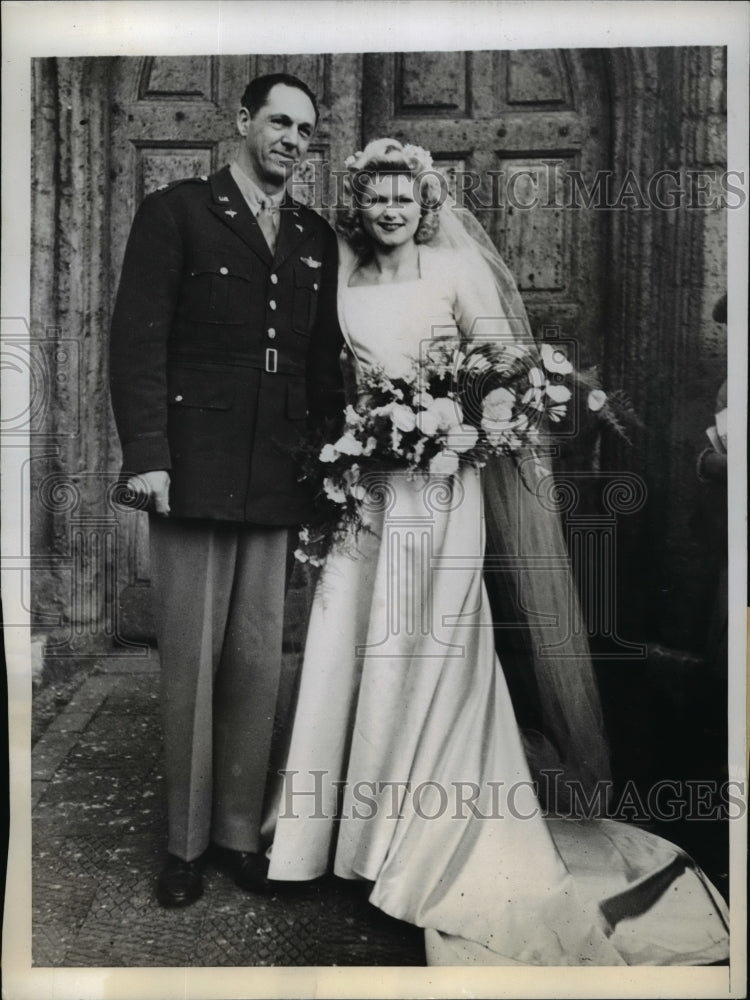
[109,73,344,907]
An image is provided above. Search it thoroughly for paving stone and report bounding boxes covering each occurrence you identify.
[63,675,115,714]
[93,651,159,674]
[82,713,162,743]
[99,683,161,716]
[31,780,48,810]
[32,653,425,968]
[63,737,159,772]
[33,877,97,946]
[32,732,80,781]
[31,672,90,746]
[46,710,98,735]
[33,922,77,967]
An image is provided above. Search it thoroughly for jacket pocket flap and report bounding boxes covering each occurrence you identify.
[168,366,235,410]
[189,251,253,283]
[294,265,320,290]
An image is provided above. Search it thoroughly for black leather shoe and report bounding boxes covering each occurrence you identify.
[212,845,269,893]
[155,854,204,908]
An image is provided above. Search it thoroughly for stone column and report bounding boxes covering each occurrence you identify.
[31,57,118,654]
[603,46,727,654]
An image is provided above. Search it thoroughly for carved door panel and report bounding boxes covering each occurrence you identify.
[363,52,631,657]
[108,54,361,638]
[363,50,610,359]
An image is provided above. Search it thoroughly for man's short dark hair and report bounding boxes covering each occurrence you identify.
[240,73,319,124]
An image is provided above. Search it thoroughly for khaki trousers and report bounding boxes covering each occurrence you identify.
[149,516,291,861]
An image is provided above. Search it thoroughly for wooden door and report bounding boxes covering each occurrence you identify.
[363,52,643,658]
[108,54,361,638]
[363,50,610,360]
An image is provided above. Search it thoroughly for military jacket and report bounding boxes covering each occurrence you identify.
[110,166,344,524]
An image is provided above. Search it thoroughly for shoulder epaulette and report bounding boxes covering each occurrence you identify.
[151,175,210,195]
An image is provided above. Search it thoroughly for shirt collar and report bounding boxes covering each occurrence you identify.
[230,162,286,215]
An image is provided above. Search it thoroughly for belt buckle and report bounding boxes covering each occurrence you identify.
[265,347,278,373]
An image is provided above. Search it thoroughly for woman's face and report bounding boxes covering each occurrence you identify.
[358,173,422,249]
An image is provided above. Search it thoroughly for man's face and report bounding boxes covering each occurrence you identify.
[237,84,316,189]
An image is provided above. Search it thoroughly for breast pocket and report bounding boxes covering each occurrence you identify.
[292,265,320,334]
[180,252,254,325]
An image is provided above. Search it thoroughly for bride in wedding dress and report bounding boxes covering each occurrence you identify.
[266,139,729,966]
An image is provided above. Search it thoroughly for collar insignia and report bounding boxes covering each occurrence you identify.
[218,195,230,203]
[225,209,238,218]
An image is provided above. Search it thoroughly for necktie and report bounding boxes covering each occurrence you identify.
[257,199,279,253]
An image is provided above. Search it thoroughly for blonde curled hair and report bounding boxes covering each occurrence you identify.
[336,139,446,258]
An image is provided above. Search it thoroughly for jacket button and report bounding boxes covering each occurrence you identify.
[313,283,319,291]
[269,300,277,310]
[175,394,183,402]
[270,274,279,285]
[268,328,276,339]
[219,267,229,275]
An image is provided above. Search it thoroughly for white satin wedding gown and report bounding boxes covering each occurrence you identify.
[267,247,729,966]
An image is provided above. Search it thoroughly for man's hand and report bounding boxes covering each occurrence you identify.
[126,470,171,515]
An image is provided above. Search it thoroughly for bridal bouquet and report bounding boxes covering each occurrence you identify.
[295,339,631,565]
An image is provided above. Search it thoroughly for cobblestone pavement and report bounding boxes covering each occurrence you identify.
[30,645,731,969]
[31,651,425,968]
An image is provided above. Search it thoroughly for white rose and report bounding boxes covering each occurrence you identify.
[333,432,364,456]
[391,404,417,433]
[429,396,463,430]
[323,478,347,504]
[545,384,572,404]
[414,391,434,410]
[445,424,479,453]
[587,389,608,412]
[294,548,308,563]
[320,443,339,462]
[429,450,460,476]
[416,409,440,437]
[541,342,573,376]
[483,387,515,423]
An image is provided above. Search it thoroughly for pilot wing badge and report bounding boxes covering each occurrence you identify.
[300,256,322,269]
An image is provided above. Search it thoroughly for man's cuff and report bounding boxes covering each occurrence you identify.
[120,435,172,474]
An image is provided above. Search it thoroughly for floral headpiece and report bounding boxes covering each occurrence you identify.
[342,138,443,208]
[344,138,434,175]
